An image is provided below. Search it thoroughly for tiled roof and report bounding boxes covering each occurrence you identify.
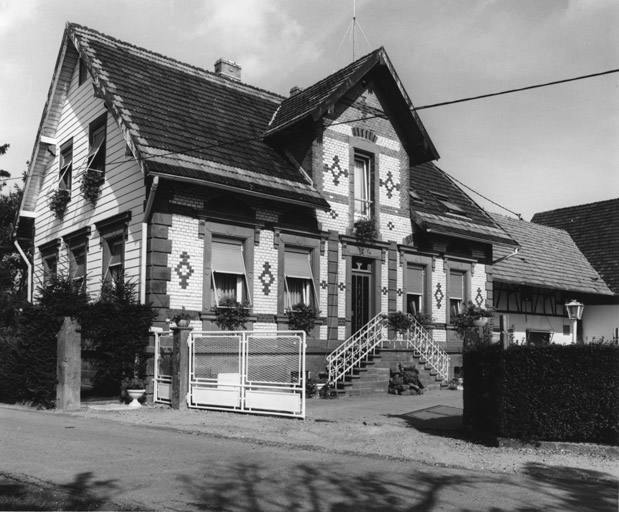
[409,162,517,246]
[265,47,439,165]
[68,23,329,209]
[490,213,613,295]
[266,50,380,135]
[531,199,619,294]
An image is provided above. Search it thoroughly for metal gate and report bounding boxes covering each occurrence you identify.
[188,330,306,418]
[153,329,173,404]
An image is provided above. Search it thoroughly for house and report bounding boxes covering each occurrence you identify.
[489,213,615,344]
[531,199,619,342]
[14,23,519,385]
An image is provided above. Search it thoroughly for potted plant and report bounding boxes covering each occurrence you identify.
[171,306,191,327]
[353,217,378,246]
[121,376,146,407]
[383,311,413,336]
[452,301,494,349]
[212,297,250,331]
[48,189,71,219]
[287,303,320,335]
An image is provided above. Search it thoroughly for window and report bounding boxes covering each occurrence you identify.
[449,270,465,318]
[59,140,73,193]
[284,247,316,310]
[406,265,425,315]
[211,238,250,305]
[354,153,372,216]
[431,191,466,215]
[78,58,88,86]
[87,115,106,177]
[69,243,87,286]
[96,212,131,286]
[40,239,60,286]
[103,236,124,283]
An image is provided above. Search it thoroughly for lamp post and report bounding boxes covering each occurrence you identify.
[565,300,584,344]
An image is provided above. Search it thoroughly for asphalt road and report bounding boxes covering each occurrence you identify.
[1,406,616,511]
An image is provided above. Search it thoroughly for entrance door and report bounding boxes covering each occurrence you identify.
[351,257,374,334]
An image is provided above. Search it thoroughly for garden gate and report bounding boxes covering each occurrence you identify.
[188,330,306,418]
[152,329,173,404]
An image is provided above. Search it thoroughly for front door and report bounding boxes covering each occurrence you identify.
[351,257,374,334]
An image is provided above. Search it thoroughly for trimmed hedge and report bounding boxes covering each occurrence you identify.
[464,344,619,445]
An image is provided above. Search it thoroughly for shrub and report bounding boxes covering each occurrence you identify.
[211,297,250,331]
[287,304,320,335]
[464,344,619,445]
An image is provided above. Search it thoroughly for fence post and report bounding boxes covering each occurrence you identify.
[499,314,510,349]
[171,326,192,409]
[56,316,81,411]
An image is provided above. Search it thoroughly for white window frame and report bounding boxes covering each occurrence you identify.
[354,153,372,216]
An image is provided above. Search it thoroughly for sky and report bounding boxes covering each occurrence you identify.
[0,0,617,221]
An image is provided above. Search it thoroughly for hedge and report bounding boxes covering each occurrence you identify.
[463,344,619,445]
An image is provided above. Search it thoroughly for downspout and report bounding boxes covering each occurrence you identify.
[492,247,519,265]
[14,240,32,303]
[140,176,159,304]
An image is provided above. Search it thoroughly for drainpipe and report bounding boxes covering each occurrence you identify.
[14,240,32,303]
[140,176,159,304]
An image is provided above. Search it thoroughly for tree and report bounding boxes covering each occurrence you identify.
[0,143,27,326]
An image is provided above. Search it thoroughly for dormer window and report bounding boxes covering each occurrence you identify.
[59,140,73,193]
[431,191,466,215]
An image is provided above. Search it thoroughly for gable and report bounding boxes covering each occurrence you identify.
[265,48,439,166]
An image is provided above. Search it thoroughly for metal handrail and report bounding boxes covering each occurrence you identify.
[327,313,386,384]
[401,314,450,381]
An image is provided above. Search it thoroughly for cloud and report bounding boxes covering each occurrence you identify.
[176,0,325,87]
[0,0,39,36]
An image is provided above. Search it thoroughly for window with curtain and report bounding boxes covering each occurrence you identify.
[354,154,371,215]
[211,239,250,305]
[449,270,465,318]
[406,265,425,315]
[284,248,316,310]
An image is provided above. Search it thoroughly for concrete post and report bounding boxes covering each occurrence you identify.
[171,326,192,409]
[56,317,81,411]
[499,314,510,349]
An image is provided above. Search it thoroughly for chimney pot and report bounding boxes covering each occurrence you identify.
[214,58,241,81]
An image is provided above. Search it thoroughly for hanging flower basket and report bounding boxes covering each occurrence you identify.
[81,169,104,206]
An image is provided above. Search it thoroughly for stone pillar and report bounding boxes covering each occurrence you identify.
[171,326,192,409]
[56,317,81,411]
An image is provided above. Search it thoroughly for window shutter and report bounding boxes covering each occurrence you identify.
[212,240,244,274]
[449,271,464,299]
[285,250,312,279]
[406,266,424,294]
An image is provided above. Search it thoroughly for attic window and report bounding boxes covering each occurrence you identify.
[431,191,466,215]
[78,58,88,86]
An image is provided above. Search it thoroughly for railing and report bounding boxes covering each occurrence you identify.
[327,313,386,385]
[401,315,450,381]
[326,313,450,386]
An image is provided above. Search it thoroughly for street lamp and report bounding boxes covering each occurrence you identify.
[565,300,584,344]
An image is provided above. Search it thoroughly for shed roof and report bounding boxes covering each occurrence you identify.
[490,213,613,295]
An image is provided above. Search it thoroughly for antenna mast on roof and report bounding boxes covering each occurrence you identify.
[337,0,372,62]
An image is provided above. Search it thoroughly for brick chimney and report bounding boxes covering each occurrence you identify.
[214,59,241,81]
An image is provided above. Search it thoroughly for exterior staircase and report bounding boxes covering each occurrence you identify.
[326,313,450,397]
